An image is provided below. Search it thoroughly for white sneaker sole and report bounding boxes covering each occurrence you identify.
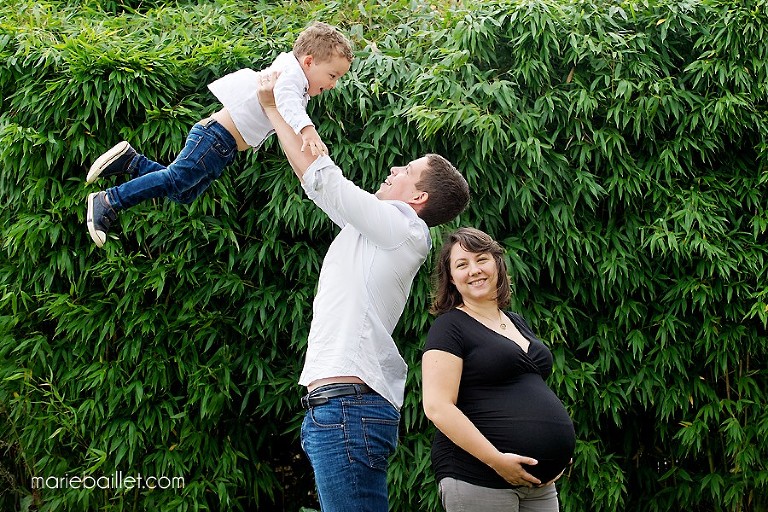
[86,141,130,184]
[86,192,107,248]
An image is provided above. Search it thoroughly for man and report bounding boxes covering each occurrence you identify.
[257,72,470,511]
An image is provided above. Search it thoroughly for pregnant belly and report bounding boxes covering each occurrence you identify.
[466,384,576,483]
[522,446,574,483]
[500,417,575,483]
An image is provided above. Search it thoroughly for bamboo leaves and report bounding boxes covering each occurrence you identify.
[1,0,768,510]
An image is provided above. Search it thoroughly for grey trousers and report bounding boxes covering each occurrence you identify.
[438,478,560,512]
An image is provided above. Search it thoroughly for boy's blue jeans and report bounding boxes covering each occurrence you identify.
[301,392,400,512]
[106,118,238,210]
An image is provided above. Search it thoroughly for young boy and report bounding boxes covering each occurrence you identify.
[86,21,353,248]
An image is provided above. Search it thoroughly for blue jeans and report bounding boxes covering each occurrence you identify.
[301,392,400,512]
[106,118,238,210]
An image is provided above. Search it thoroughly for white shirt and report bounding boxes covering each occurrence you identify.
[207,52,312,148]
[298,155,432,410]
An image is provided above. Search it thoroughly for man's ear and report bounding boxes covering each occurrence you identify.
[409,191,428,216]
[410,191,428,206]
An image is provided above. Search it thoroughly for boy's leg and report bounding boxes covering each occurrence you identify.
[104,119,237,210]
[87,141,166,184]
[86,141,138,184]
[301,393,399,512]
[86,119,238,247]
[86,191,117,248]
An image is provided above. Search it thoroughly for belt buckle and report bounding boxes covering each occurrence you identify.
[301,394,330,409]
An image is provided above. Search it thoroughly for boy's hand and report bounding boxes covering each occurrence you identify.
[300,126,328,156]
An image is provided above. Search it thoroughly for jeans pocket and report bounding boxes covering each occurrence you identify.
[169,128,233,203]
[210,138,236,160]
[309,404,344,428]
[361,416,399,470]
[178,133,203,160]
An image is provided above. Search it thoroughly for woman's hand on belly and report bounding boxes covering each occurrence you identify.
[488,452,542,488]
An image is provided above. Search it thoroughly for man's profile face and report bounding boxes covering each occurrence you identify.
[375,156,428,203]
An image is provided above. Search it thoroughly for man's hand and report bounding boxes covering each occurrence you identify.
[258,71,328,156]
[257,71,279,109]
[255,70,322,181]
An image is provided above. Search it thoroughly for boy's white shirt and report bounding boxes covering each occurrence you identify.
[207,52,312,148]
[298,155,432,410]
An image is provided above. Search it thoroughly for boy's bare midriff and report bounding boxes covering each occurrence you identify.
[202,108,250,151]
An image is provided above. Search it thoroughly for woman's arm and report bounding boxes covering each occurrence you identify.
[421,349,542,487]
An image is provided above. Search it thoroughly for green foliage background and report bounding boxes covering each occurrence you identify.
[1,0,767,510]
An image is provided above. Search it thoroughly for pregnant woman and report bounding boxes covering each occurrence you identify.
[422,227,575,512]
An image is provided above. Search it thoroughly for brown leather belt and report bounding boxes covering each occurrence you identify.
[301,383,373,409]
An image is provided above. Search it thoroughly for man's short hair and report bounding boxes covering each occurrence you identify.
[416,154,470,227]
[293,21,354,63]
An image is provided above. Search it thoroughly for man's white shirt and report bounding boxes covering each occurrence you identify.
[298,155,432,410]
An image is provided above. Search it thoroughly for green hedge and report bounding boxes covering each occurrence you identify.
[1,0,767,510]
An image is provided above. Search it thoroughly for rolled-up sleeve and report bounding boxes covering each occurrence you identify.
[302,156,421,249]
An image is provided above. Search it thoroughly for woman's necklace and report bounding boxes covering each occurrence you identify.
[461,304,507,330]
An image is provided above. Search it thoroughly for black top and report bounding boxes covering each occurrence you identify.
[423,309,575,488]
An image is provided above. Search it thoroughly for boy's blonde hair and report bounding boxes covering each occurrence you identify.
[293,22,353,64]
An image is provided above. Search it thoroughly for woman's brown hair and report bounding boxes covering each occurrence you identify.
[430,227,511,315]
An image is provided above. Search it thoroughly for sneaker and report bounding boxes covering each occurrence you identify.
[86,141,136,184]
[87,191,118,248]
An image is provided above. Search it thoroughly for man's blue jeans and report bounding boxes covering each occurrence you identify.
[301,392,400,512]
[106,118,238,210]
